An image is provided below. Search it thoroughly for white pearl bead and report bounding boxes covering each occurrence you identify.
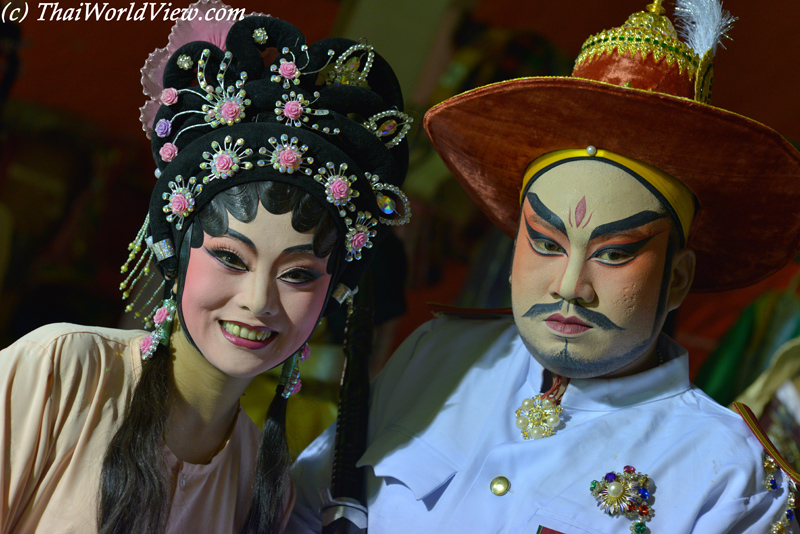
[586,145,597,156]
[530,426,544,439]
[541,399,553,409]
[607,481,623,498]
[515,416,528,429]
[521,398,534,410]
[546,414,560,427]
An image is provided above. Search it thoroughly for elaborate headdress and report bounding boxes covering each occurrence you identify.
[424,0,800,292]
[121,0,412,323]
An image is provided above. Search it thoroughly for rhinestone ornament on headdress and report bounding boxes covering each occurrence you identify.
[177,54,193,70]
[269,44,335,89]
[200,50,251,127]
[200,136,254,183]
[258,134,314,175]
[155,49,253,147]
[252,27,268,45]
[326,41,374,87]
[590,466,655,533]
[363,109,413,149]
[163,175,202,230]
[344,212,377,262]
[315,162,359,216]
[764,454,799,533]
[368,173,411,226]
[274,91,338,134]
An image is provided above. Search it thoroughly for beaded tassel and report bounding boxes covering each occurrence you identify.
[120,216,153,305]
[120,214,166,327]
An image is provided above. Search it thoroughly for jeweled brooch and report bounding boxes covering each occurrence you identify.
[514,395,562,439]
[589,466,654,533]
[514,374,569,439]
[764,454,798,533]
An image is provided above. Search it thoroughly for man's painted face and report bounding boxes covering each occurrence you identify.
[180,205,332,378]
[511,159,676,378]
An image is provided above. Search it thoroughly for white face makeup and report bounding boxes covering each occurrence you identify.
[511,159,678,378]
[179,205,332,378]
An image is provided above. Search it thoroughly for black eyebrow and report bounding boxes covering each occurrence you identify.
[525,192,566,235]
[525,217,559,243]
[283,244,314,255]
[589,211,666,241]
[226,229,256,250]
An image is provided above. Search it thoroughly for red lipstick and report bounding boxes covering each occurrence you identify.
[219,321,277,350]
[544,313,592,335]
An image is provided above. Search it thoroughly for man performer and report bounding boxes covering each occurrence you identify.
[289,1,800,531]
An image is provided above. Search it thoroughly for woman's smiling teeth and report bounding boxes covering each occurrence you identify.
[221,321,274,341]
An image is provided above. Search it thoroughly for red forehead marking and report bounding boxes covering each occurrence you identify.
[575,197,587,227]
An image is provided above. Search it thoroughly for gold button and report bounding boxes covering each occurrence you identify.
[490,476,510,496]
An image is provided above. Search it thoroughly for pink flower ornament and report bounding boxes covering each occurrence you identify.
[351,232,368,251]
[279,61,300,80]
[283,100,304,120]
[220,101,242,121]
[201,136,253,183]
[214,152,234,172]
[279,149,300,170]
[160,87,179,105]
[153,306,171,325]
[170,193,190,215]
[159,142,178,162]
[289,379,302,395]
[299,344,311,361]
[330,178,350,200]
[140,335,153,354]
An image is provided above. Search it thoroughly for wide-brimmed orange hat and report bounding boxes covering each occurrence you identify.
[423,0,800,292]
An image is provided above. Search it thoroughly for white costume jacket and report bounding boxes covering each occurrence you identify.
[289,316,794,533]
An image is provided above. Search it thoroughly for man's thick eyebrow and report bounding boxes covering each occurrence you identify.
[589,210,666,241]
[526,192,566,234]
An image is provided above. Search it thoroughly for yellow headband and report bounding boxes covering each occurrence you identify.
[520,148,695,243]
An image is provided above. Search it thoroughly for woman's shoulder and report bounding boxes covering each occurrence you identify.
[3,323,147,382]
[14,322,144,347]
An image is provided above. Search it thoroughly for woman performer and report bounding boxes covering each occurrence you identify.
[0,2,411,532]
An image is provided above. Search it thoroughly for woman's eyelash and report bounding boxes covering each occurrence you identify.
[206,246,248,270]
[281,267,322,284]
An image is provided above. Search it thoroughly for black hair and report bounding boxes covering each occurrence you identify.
[98,181,337,534]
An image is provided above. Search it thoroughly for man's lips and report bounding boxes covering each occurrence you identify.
[544,313,592,335]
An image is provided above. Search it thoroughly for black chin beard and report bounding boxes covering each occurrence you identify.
[524,335,657,379]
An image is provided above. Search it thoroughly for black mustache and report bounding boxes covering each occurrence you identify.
[522,302,623,331]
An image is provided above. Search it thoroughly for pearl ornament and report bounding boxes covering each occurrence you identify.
[607,481,624,498]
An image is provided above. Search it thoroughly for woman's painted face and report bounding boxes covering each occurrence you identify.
[180,205,332,378]
[511,159,676,378]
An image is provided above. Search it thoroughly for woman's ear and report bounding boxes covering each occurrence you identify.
[666,247,696,313]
